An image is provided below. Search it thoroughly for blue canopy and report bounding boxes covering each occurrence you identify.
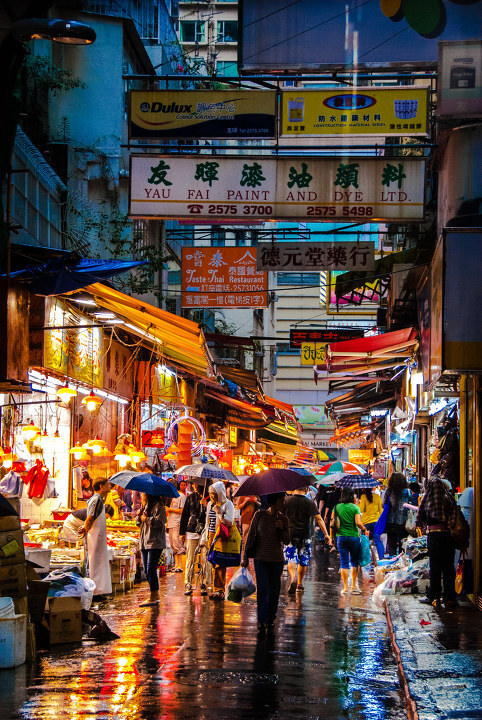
[3,257,145,295]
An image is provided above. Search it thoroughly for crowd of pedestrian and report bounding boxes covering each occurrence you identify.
[74,465,462,628]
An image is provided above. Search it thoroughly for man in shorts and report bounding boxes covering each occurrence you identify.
[284,486,332,593]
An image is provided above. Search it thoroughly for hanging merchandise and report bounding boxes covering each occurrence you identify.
[25,459,50,499]
[0,471,24,498]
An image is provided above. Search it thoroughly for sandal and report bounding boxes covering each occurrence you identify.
[296,585,304,592]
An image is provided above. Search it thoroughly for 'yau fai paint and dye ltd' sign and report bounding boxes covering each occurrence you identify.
[257,241,375,272]
[130,155,426,222]
[129,90,276,139]
[281,87,429,137]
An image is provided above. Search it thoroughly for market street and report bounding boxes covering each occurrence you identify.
[2,550,407,720]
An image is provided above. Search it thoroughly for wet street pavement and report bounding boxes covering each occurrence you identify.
[3,550,408,720]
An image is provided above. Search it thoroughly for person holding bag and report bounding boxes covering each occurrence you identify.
[205,481,235,600]
[180,482,207,596]
[241,492,290,633]
[330,487,369,595]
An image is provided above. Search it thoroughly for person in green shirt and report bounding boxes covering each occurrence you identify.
[330,487,369,594]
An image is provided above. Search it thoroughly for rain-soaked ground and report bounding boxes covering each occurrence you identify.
[3,549,408,720]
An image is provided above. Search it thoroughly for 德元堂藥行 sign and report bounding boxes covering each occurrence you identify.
[130,155,425,223]
[256,241,374,272]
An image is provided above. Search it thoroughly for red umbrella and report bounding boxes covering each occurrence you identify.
[318,460,367,476]
[234,468,314,497]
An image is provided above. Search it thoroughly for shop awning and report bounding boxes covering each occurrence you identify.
[319,327,418,375]
[82,283,211,376]
[263,395,296,421]
[217,365,262,392]
[204,389,268,419]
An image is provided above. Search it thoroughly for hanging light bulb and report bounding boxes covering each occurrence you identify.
[22,422,41,441]
[3,453,18,469]
[70,443,87,461]
[114,453,131,468]
[83,436,107,455]
[57,384,77,402]
[81,391,103,412]
[129,449,147,464]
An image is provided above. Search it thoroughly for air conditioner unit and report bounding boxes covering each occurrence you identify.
[268,291,278,303]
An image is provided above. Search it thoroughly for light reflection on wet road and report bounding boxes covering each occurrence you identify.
[4,550,407,720]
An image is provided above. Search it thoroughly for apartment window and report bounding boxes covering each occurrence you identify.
[234,230,247,246]
[168,270,181,284]
[276,343,300,355]
[216,60,237,76]
[277,272,320,285]
[212,228,226,246]
[180,20,205,43]
[217,21,238,42]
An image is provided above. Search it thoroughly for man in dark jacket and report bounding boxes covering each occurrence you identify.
[417,475,458,607]
[180,482,207,596]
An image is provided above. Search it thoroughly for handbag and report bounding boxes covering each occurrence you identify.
[450,507,470,550]
[218,522,230,541]
[208,522,242,568]
[358,534,371,567]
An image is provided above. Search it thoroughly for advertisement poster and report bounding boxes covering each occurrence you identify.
[181,247,267,309]
[281,87,428,137]
[130,90,276,139]
[438,40,482,118]
[131,155,425,222]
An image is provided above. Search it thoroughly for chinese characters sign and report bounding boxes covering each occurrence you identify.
[130,90,276,139]
[282,87,428,137]
[130,155,425,222]
[300,343,327,366]
[181,247,268,309]
[289,328,363,349]
[257,241,374,272]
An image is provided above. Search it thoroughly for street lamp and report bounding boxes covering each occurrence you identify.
[11,19,96,45]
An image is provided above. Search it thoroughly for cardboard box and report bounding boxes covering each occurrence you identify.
[0,563,27,598]
[110,558,127,584]
[48,596,82,644]
[0,512,21,533]
[0,529,25,566]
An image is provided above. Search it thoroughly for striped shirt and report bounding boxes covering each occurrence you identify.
[208,507,217,533]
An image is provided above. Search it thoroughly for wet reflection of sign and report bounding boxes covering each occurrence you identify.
[300,343,327,366]
[182,247,268,309]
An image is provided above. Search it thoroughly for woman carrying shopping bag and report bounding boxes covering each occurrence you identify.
[205,481,238,600]
[241,492,290,634]
[330,487,369,595]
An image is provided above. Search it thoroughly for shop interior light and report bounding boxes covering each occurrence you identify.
[2,453,18,469]
[69,444,90,461]
[114,453,131,468]
[129,449,147,464]
[81,391,103,412]
[83,437,107,455]
[22,422,41,441]
[57,384,77,402]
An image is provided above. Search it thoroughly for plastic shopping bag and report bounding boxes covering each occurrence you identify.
[359,534,371,567]
[227,567,256,603]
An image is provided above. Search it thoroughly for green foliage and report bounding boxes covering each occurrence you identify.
[23,54,87,95]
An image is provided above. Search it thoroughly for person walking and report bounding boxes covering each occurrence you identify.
[180,482,207,596]
[166,480,186,572]
[136,493,167,606]
[331,487,369,594]
[204,480,235,600]
[384,472,413,555]
[284,486,332,594]
[80,478,112,600]
[359,488,385,559]
[241,492,290,633]
[416,475,458,607]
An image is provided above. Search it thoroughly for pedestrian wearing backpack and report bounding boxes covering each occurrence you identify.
[416,475,458,608]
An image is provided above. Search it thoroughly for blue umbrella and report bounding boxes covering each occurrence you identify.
[109,471,179,497]
[335,474,380,489]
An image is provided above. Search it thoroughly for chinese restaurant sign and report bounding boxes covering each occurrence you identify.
[348,448,374,464]
[181,247,268,309]
[282,87,428,137]
[257,241,374,272]
[289,327,363,349]
[300,343,327,366]
[130,90,276,139]
[130,155,425,222]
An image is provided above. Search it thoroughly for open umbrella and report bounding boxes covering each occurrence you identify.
[335,474,380,490]
[318,460,366,476]
[109,471,179,497]
[313,472,344,486]
[174,464,238,483]
[234,468,312,497]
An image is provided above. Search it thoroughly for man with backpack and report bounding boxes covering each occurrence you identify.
[416,475,462,608]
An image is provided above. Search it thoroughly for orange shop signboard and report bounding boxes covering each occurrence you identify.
[182,247,268,309]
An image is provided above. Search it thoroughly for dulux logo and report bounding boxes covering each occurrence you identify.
[323,94,376,111]
[139,101,193,113]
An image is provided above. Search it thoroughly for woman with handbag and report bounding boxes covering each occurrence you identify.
[241,492,290,633]
[330,487,369,594]
[205,481,235,600]
[180,482,207,596]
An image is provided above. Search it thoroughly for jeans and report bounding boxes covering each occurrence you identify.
[426,531,456,602]
[254,559,284,625]
[141,548,163,592]
[336,535,361,569]
[386,522,407,556]
[365,521,385,560]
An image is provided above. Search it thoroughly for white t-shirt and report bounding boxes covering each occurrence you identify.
[166,493,186,529]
